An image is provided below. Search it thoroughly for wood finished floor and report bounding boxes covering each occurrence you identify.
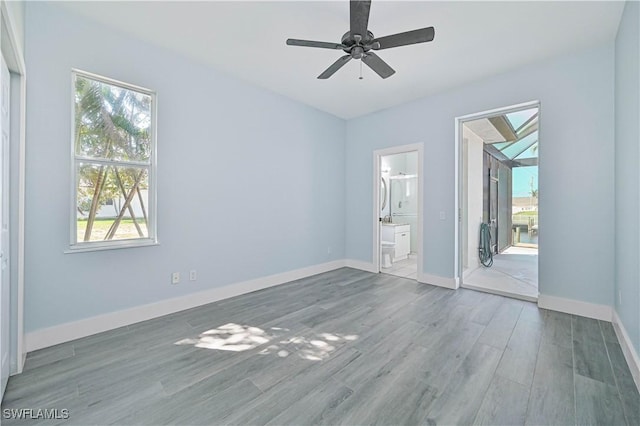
[3,268,639,425]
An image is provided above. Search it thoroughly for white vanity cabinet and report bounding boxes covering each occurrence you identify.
[381,224,411,261]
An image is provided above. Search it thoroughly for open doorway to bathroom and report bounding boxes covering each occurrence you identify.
[457,102,539,301]
[373,144,423,281]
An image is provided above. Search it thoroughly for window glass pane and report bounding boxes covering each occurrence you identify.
[515,141,539,160]
[74,74,152,162]
[505,108,537,131]
[76,163,149,243]
[491,142,513,150]
[501,131,538,159]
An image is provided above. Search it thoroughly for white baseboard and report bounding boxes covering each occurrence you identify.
[537,294,612,321]
[25,260,346,352]
[419,272,459,289]
[344,259,377,273]
[612,310,640,391]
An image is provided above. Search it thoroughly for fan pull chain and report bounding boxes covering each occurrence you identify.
[359,60,363,80]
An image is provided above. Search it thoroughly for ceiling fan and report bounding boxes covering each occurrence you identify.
[286,0,435,79]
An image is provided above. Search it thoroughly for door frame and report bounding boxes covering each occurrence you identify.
[454,100,540,288]
[1,1,27,374]
[372,143,424,277]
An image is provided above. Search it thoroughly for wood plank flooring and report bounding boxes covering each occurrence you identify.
[3,268,638,425]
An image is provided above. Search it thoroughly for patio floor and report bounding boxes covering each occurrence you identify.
[463,246,538,301]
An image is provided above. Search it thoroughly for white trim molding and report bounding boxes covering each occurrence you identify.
[1,0,27,374]
[537,294,612,321]
[26,260,346,352]
[419,272,459,290]
[344,259,377,274]
[612,310,640,391]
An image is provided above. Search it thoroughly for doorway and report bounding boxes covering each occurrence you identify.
[373,144,423,281]
[456,102,539,301]
[1,0,27,389]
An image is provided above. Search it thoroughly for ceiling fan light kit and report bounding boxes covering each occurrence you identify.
[286,0,435,80]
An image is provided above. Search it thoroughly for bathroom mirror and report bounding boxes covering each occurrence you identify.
[380,177,387,211]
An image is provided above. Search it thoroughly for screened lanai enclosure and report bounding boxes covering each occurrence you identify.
[465,107,539,253]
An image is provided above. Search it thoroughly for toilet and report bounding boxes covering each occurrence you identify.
[381,241,396,269]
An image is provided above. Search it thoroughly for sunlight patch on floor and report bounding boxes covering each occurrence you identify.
[175,323,273,352]
[175,323,358,361]
[259,332,358,361]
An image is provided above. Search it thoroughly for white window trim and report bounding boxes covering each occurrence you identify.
[68,69,158,252]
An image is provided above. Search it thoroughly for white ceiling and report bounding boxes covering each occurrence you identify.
[59,1,625,119]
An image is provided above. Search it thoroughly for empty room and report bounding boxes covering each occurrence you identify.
[0,0,638,424]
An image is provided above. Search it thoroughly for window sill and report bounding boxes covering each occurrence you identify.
[65,239,160,254]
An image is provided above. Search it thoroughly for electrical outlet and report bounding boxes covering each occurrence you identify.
[439,211,446,220]
[327,246,332,254]
[189,270,197,281]
[171,272,180,285]
[618,290,622,305]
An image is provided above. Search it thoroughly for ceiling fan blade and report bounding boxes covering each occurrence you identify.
[350,0,371,38]
[318,55,352,79]
[362,52,395,79]
[373,27,435,50]
[286,39,344,50]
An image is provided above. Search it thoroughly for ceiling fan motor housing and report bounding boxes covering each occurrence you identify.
[341,31,375,58]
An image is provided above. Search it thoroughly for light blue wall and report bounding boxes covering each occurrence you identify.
[24,3,346,332]
[614,0,640,353]
[346,45,615,306]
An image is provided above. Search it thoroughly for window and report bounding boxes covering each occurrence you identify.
[71,70,156,251]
